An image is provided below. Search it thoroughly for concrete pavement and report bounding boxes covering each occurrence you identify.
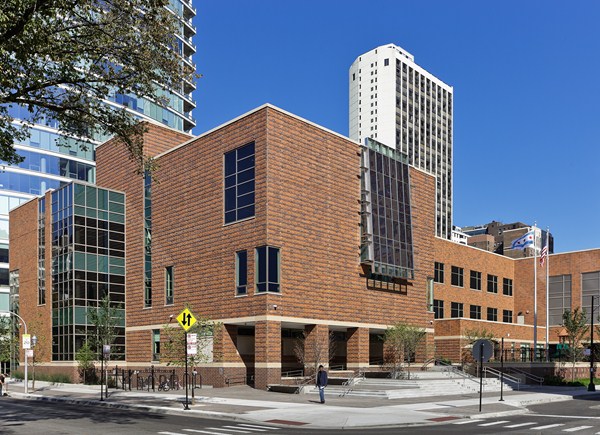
[3,378,599,429]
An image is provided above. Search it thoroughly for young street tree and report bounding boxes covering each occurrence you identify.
[86,296,123,357]
[384,322,426,379]
[0,0,197,172]
[562,307,589,382]
[293,330,337,377]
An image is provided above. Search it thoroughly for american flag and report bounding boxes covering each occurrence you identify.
[540,235,548,267]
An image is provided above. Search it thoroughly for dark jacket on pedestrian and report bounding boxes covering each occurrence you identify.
[316,369,328,387]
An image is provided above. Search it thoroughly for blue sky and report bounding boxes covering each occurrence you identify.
[193,1,600,254]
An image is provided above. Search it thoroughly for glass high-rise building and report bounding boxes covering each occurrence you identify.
[349,43,453,239]
[1,0,197,312]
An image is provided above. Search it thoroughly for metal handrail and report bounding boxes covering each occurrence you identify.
[329,364,347,371]
[339,369,365,398]
[483,366,521,390]
[281,369,304,378]
[506,367,544,385]
[442,365,480,386]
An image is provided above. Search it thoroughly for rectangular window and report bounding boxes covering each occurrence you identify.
[470,270,481,290]
[582,271,600,320]
[433,299,444,319]
[487,274,498,293]
[451,266,463,287]
[487,307,498,322]
[152,329,160,361]
[256,246,280,293]
[236,250,247,295]
[165,266,174,305]
[549,274,572,325]
[470,304,481,319]
[503,278,513,296]
[224,142,255,224]
[503,309,513,323]
[434,262,444,283]
[451,302,463,318]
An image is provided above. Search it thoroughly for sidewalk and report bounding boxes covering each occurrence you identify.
[4,379,599,429]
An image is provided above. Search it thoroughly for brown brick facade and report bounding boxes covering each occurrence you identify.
[10,105,600,388]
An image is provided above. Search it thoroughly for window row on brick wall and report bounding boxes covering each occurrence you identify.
[434,262,513,296]
[433,299,513,323]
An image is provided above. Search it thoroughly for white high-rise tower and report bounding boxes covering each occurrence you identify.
[350,43,453,239]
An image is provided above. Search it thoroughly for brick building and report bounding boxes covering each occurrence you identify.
[9,105,600,388]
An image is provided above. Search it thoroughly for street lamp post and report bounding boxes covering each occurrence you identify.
[5,311,29,394]
[589,295,596,392]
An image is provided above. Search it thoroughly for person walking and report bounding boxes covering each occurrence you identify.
[0,372,4,397]
[316,365,328,404]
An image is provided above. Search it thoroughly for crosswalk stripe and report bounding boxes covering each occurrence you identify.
[453,419,484,425]
[182,430,236,435]
[479,421,510,427]
[223,426,267,433]
[530,424,565,430]
[206,428,251,434]
[158,432,186,435]
[564,427,594,432]
[505,422,537,428]
[237,425,278,430]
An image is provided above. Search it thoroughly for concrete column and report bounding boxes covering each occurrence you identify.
[254,320,281,390]
[346,327,370,370]
[303,324,330,375]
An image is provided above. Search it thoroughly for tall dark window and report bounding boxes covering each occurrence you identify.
[236,250,248,295]
[165,266,174,305]
[451,302,463,318]
[549,274,572,325]
[256,246,280,293]
[470,304,481,319]
[224,142,255,224]
[144,171,152,307]
[451,266,463,287]
[434,262,444,283]
[503,278,513,296]
[152,329,160,361]
[487,274,498,293]
[503,309,513,323]
[487,307,498,322]
[470,270,481,290]
[433,299,444,319]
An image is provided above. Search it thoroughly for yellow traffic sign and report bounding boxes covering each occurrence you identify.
[177,308,197,331]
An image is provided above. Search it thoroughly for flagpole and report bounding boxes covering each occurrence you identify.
[545,228,550,362]
[533,224,538,361]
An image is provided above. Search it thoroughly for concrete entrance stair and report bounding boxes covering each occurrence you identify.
[305,366,517,399]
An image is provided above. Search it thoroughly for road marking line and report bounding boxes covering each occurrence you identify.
[535,414,600,420]
[453,419,484,425]
[530,424,565,430]
[182,430,235,435]
[479,421,510,427]
[206,428,251,434]
[505,422,538,428]
[237,425,279,430]
[564,427,593,432]
[158,432,186,435]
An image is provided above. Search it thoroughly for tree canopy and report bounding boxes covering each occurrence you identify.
[0,0,196,171]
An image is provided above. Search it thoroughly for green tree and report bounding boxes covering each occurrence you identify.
[562,307,589,382]
[0,317,18,374]
[75,341,96,384]
[161,309,220,369]
[383,322,426,379]
[0,0,197,171]
[86,296,123,356]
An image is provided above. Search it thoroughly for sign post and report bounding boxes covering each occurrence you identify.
[177,308,197,410]
[472,339,493,412]
[22,334,31,394]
